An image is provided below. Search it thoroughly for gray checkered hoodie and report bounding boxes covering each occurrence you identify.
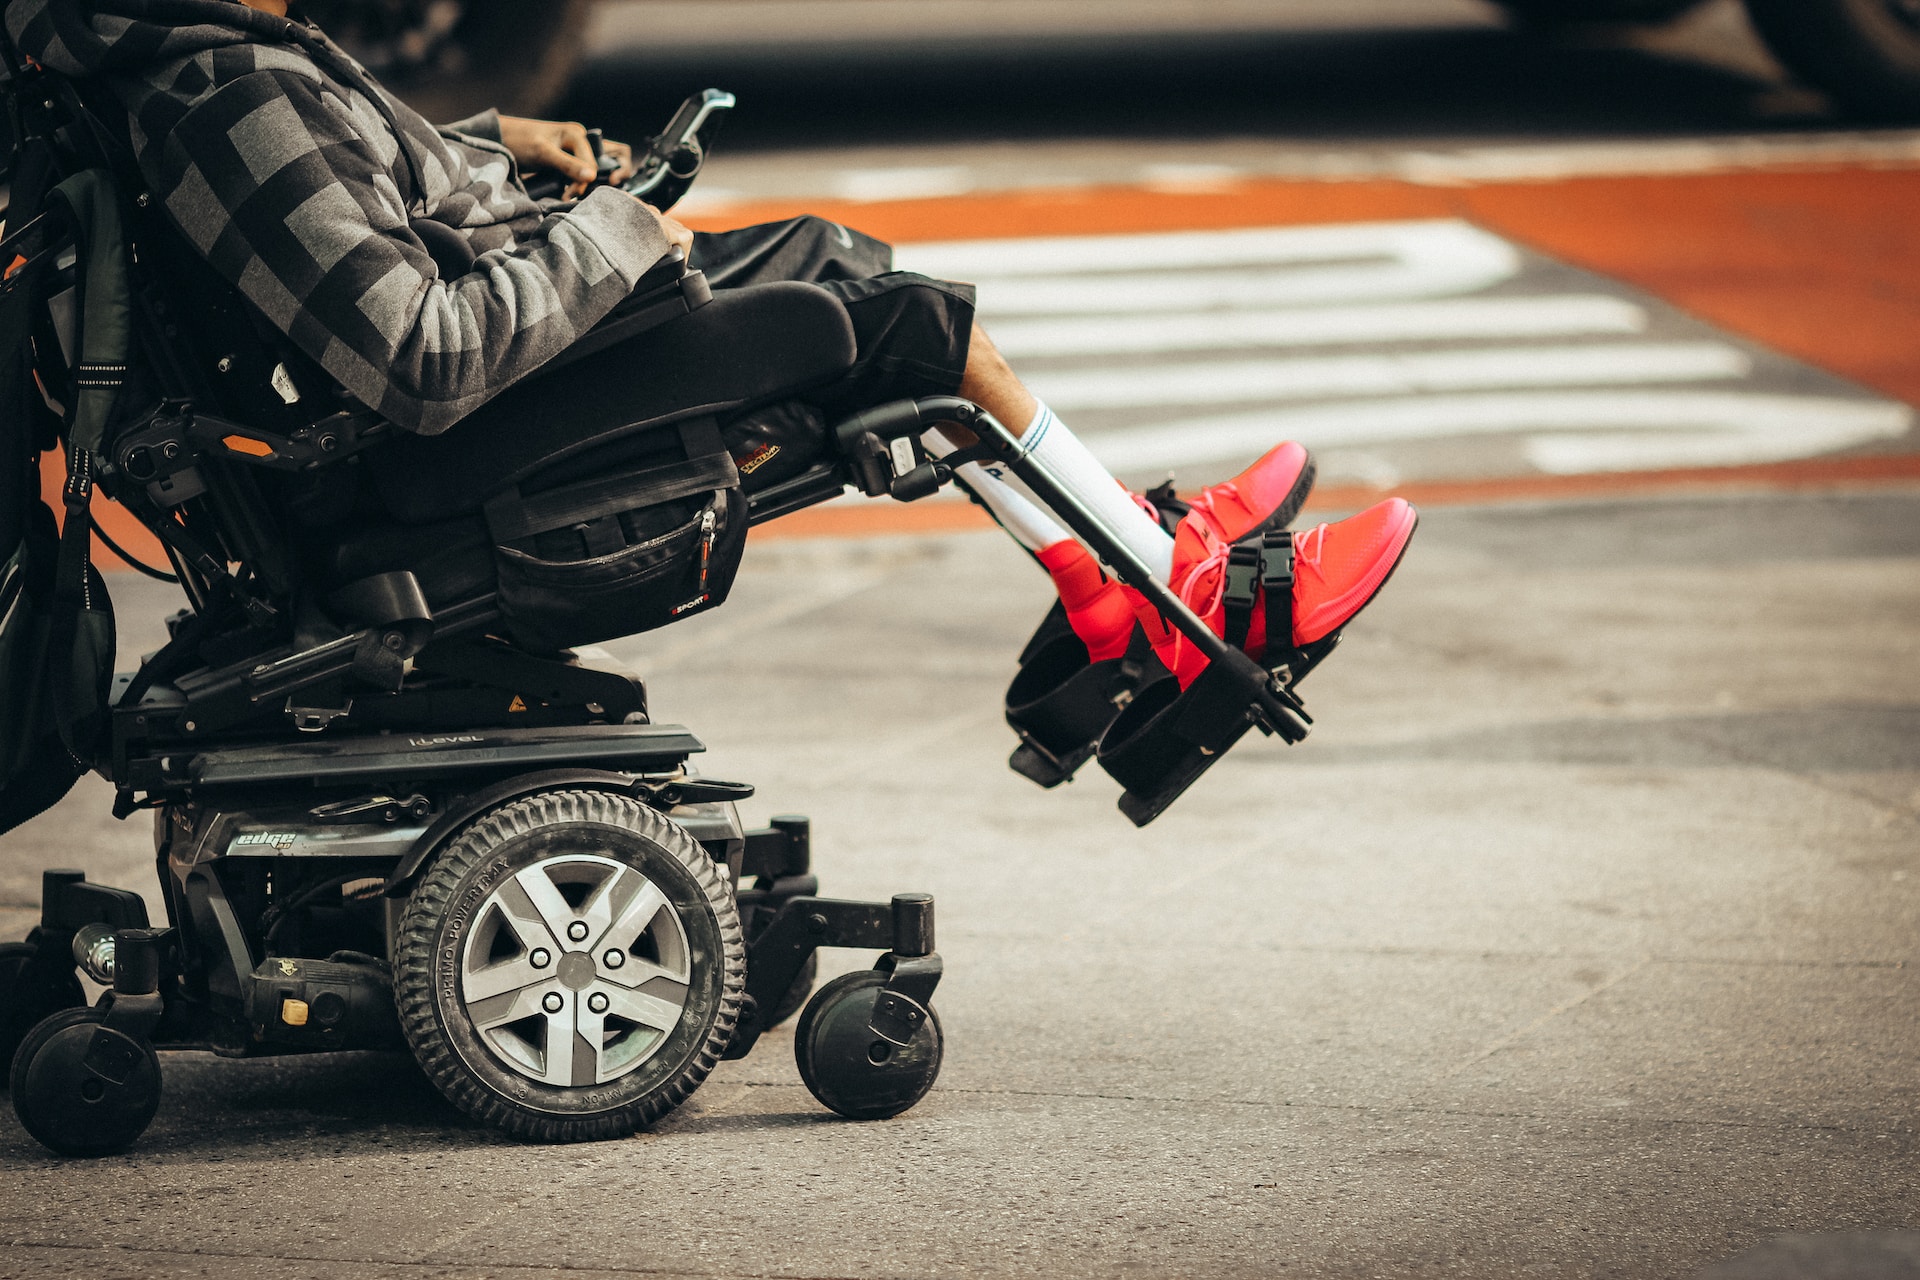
[7,0,672,434]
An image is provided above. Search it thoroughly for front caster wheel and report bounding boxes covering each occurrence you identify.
[795,970,943,1121]
[0,942,86,1086]
[10,1007,162,1157]
[395,790,746,1142]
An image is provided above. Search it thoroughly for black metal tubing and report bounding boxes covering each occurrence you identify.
[890,893,935,957]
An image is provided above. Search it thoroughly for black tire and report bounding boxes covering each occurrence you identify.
[764,952,818,1030]
[11,1007,163,1157]
[1745,0,1920,119]
[1495,0,1707,22]
[308,0,595,121]
[0,942,86,1091]
[795,970,943,1122]
[394,790,745,1142]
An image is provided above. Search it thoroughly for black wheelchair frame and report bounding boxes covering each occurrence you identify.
[0,51,1315,1156]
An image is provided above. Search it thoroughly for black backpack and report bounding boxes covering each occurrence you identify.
[0,152,123,837]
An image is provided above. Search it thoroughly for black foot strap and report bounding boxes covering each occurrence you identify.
[1222,529,1293,664]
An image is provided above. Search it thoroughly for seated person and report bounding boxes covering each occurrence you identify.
[6,0,1416,682]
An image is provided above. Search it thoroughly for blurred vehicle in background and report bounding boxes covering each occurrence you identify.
[304,0,595,118]
[319,0,1920,122]
[1501,0,1920,118]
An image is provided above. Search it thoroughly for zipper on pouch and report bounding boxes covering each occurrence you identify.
[696,507,716,591]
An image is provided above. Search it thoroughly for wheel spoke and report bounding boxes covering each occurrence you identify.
[468,980,558,1033]
[577,864,646,950]
[542,998,583,1087]
[592,874,667,953]
[598,953,683,991]
[462,953,548,1004]
[501,868,572,949]
[597,982,687,1034]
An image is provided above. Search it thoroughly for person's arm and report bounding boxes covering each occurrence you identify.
[153,70,674,435]
[437,108,504,145]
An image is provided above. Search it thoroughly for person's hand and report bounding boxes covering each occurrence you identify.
[637,201,695,260]
[599,138,637,187]
[498,115,599,195]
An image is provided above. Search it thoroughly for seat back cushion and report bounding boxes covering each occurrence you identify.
[370,281,857,525]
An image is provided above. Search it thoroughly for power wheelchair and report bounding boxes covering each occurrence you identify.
[0,55,1320,1157]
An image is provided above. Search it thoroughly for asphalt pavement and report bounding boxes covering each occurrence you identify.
[3,488,1918,1278]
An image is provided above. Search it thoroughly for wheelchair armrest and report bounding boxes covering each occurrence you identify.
[536,249,712,379]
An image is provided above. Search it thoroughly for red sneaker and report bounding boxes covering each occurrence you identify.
[1042,443,1316,662]
[1185,441,1317,543]
[1152,497,1418,685]
[1288,498,1418,646]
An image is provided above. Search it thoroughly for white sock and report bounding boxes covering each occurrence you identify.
[1019,402,1174,580]
[923,432,1069,552]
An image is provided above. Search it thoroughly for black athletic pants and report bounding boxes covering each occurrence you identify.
[690,216,978,417]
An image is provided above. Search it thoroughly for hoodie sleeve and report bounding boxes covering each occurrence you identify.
[151,69,671,435]
[437,108,503,145]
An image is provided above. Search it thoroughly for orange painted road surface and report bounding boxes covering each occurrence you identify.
[62,164,1920,563]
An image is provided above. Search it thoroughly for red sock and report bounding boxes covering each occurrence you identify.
[1036,541,1135,662]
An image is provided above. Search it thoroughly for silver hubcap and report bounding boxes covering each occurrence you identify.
[460,854,692,1088]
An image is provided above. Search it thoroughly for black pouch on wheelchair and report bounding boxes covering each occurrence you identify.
[481,419,749,651]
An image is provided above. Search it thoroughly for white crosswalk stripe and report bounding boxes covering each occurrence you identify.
[896,220,1914,483]
[1026,343,1754,411]
[985,295,1650,359]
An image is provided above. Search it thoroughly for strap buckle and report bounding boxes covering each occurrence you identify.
[1261,529,1294,659]
[1222,540,1263,649]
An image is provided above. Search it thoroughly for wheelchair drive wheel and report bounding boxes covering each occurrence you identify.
[11,1007,163,1157]
[394,791,746,1142]
[0,943,86,1087]
[795,970,944,1121]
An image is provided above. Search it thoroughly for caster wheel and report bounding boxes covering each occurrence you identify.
[795,970,943,1121]
[0,942,87,1088]
[10,1007,162,1157]
[395,790,746,1142]
[764,952,818,1030]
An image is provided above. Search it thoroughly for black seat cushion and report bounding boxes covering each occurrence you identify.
[369,281,857,525]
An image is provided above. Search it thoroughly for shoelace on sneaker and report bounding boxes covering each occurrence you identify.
[1291,522,1328,593]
